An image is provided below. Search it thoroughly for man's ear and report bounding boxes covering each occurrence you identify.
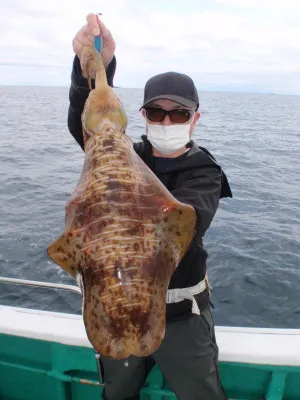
[194,111,201,123]
[189,111,200,137]
[141,108,148,134]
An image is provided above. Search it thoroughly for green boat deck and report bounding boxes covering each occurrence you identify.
[1,306,300,400]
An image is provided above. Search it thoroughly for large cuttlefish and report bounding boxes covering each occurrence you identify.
[48,45,197,359]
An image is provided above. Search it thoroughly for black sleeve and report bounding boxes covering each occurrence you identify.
[67,55,117,151]
[170,166,222,237]
[133,141,144,154]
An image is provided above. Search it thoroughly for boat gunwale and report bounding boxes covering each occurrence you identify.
[1,304,300,367]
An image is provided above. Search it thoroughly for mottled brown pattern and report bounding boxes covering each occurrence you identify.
[47,46,196,359]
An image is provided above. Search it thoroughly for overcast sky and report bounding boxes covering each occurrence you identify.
[1,0,300,94]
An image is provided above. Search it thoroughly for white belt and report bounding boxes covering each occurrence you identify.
[166,275,211,315]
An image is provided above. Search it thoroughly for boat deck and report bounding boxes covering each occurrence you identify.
[1,305,300,400]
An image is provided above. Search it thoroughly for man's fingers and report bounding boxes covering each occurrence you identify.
[73,12,115,62]
[81,24,95,41]
[86,13,100,35]
[73,35,93,55]
[97,17,111,39]
[85,13,113,42]
[73,38,81,56]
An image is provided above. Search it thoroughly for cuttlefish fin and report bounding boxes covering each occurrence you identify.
[162,202,197,264]
[47,234,76,278]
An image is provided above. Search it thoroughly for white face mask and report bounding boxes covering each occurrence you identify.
[146,122,192,155]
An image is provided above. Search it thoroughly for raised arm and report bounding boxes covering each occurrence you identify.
[67,13,117,150]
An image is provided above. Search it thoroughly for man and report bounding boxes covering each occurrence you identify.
[68,13,232,400]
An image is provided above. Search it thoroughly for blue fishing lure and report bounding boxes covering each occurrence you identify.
[94,12,103,53]
[94,35,103,53]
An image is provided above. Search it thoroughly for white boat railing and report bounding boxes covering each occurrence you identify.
[0,276,81,295]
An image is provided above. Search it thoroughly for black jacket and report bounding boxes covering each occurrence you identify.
[68,55,232,321]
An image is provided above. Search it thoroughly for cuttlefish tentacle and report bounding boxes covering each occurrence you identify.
[48,46,197,359]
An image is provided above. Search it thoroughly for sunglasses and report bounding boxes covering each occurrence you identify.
[145,107,194,124]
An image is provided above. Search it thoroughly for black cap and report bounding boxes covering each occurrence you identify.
[139,71,199,111]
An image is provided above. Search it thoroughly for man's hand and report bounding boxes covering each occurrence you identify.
[72,13,116,69]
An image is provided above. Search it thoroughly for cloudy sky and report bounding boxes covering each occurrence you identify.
[1,0,300,94]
